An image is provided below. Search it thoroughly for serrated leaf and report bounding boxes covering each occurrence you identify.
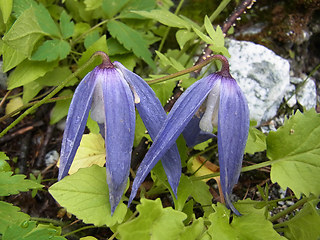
[49,165,127,226]
[267,109,320,197]
[107,20,156,69]
[60,10,74,39]
[102,0,130,18]
[245,126,267,154]
[7,59,57,89]
[282,199,320,240]
[50,89,73,124]
[131,9,190,29]
[2,220,66,240]
[176,29,195,49]
[205,200,285,240]
[117,198,186,240]
[0,172,43,196]
[31,39,71,62]
[0,0,12,23]
[59,133,106,174]
[204,15,216,40]
[0,201,29,234]
[179,218,204,240]
[2,7,45,59]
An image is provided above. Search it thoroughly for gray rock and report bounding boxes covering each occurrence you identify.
[284,84,297,108]
[226,39,291,123]
[296,77,317,110]
[0,61,8,89]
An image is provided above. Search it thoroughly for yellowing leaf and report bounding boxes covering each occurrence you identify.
[5,97,23,116]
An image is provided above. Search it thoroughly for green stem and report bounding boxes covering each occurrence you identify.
[207,0,232,27]
[62,225,97,237]
[0,55,99,138]
[30,217,65,226]
[154,0,185,62]
[268,195,315,222]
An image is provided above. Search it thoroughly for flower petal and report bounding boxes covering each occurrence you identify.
[101,68,136,214]
[114,62,181,195]
[58,70,98,180]
[218,77,250,215]
[128,74,221,205]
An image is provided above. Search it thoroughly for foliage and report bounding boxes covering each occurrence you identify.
[0,0,319,239]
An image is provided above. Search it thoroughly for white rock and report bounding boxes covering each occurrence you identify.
[226,39,291,123]
[296,77,317,110]
[284,84,297,108]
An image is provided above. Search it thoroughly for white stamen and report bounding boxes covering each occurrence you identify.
[199,80,221,133]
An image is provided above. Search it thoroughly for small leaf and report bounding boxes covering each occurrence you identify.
[107,20,156,69]
[0,172,43,196]
[245,126,267,154]
[0,0,13,23]
[102,0,130,18]
[23,81,42,103]
[7,59,57,89]
[118,0,156,19]
[31,39,71,62]
[204,15,216,41]
[192,26,213,44]
[50,90,73,124]
[131,9,190,29]
[267,109,320,197]
[176,29,195,49]
[59,10,74,39]
[179,218,204,240]
[84,30,101,49]
[117,198,186,240]
[84,0,102,10]
[107,38,130,56]
[5,97,23,115]
[0,153,11,172]
[150,81,176,106]
[49,165,127,226]
[0,201,29,234]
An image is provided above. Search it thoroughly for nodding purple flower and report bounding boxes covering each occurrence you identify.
[59,52,181,214]
[129,55,249,215]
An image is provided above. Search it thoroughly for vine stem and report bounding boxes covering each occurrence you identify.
[0,55,99,138]
[30,217,65,226]
[62,225,97,237]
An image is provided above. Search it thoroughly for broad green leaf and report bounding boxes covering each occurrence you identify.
[60,133,106,174]
[109,53,136,71]
[107,20,156,69]
[107,38,130,56]
[84,0,102,10]
[73,22,90,39]
[117,198,186,240]
[7,59,57,89]
[35,66,78,87]
[0,0,12,23]
[87,113,100,134]
[131,9,190,29]
[31,39,71,62]
[0,172,43,196]
[205,201,285,240]
[84,30,101,49]
[0,201,29,234]
[118,0,156,19]
[78,35,108,77]
[267,109,320,197]
[179,218,204,240]
[33,3,60,37]
[49,165,127,226]
[2,7,45,59]
[50,90,73,124]
[102,0,130,18]
[1,42,26,72]
[0,153,11,172]
[282,199,320,240]
[5,97,23,115]
[2,220,66,240]
[150,81,176,106]
[23,81,42,103]
[11,0,37,18]
[245,126,267,154]
[176,29,195,49]
[59,10,74,39]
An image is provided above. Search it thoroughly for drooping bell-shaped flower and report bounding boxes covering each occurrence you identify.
[129,55,249,215]
[59,52,181,214]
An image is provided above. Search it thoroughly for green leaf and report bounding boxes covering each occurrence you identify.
[267,109,320,197]
[7,59,57,89]
[102,0,130,18]
[84,30,101,49]
[282,199,320,240]
[33,3,60,37]
[49,165,127,226]
[133,111,149,147]
[50,89,73,124]
[59,10,74,39]
[245,126,267,154]
[176,29,195,49]
[0,201,29,234]
[204,16,215,42]
[31,39,71,62]
[131,9,190,29]
[5,97,23,115]
[35,66,78,87]
[107,20,156,69]
[2,220,66,240]
[87,113,100,134]
[106,38,130,56]
[1,42,27,72]
[0,153,11,172]
[150,81,176,106]
[0,172,43,196]
[205,200,285,240]
[192,26,213,44]
[118,0,156,19]
[0,0,12,23]
[23,80,42,103]
[84,0,102,11]
[179,218,204,240]
[117,198,186,240]
[2,7,45,60]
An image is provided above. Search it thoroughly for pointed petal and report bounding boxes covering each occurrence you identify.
[129,74,221,205]
[59,69,98,180]
[114,61,181,195]
[217,77,250,215]
[102,68,135,214]
[182,114,216,147]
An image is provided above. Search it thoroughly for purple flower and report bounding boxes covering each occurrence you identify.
[59,52,181,214]
[129,55,249,215]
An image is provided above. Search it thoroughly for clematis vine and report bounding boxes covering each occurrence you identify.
[59,52,181,214]
[129,55,249,215]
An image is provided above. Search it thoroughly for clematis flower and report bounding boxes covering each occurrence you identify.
[129,55,249,215]
[59,52,181,214]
